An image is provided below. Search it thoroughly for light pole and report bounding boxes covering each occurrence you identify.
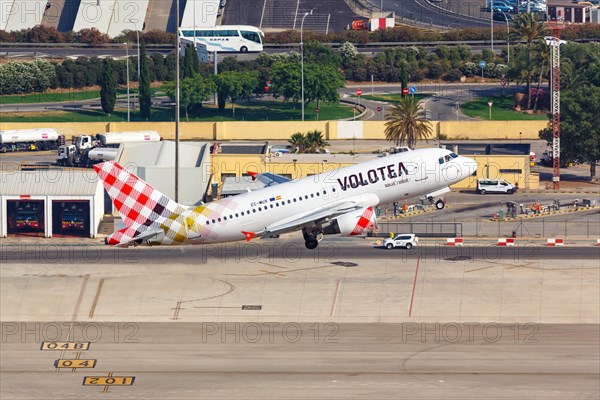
[499,11,510,64]
[124,42,130,122]
[490,5,494,53]
[488,100,493,119]
[300,9,312,122]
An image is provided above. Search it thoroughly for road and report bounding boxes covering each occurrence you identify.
[2,242,599,263]
[0,42,514,61]
[0,82,522,121]
[341,83,522,121]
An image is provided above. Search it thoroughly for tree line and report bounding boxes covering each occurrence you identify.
[1,23,599,45]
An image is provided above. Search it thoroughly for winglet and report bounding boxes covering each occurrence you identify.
[242,231,255,241]
[247,171,257,181]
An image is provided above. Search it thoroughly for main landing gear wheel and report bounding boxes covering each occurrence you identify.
[305,239,319,249]
[435,199,445,210]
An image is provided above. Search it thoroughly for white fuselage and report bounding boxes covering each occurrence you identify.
[153,148,477,245]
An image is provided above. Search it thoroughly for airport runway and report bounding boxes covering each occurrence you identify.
[2,241,600,264]
[1,322,598,399]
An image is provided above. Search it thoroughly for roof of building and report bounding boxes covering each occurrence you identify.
[118,141,209,167]
[0,169,100,196]
[217,143,268,154]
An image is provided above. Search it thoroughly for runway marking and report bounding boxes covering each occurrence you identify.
[258,269,287,277]
[408,256,421,317]
[171,301,183,320]
[56,274,89,370]
[330,279,343,317]
[88,278,105,318]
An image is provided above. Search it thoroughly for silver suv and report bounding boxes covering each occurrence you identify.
[383,234,418,249]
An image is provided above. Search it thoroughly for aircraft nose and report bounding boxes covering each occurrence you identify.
[460,156,478,180]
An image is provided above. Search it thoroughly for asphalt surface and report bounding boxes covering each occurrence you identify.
[1,322,598,399]
[2,242,599,263]
[366,0,492,29]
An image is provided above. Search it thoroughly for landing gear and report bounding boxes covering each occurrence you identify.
[303,227,323,250]
[428,196,446,210]
[305,238,319,249]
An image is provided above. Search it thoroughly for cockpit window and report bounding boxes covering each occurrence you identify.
[439,157,445,164]
[444,155,451,162]
[449,153,459,159]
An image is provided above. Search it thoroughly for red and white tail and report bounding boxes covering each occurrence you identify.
[95,161,185,230]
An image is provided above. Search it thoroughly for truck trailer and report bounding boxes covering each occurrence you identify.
[0,129,65,152]
[57,131,161,167]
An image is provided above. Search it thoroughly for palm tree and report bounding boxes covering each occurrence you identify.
[305,130,329,153]
[509,13,547,110]
[288,132,307,153]
[531,38,550,111]
[384,96,432,149]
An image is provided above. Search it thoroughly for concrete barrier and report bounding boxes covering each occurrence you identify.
[498,238,515,246]
[547,238,565,246]
[446,238,464,246]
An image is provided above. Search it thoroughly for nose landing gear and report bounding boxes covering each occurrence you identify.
[303,228,324,249]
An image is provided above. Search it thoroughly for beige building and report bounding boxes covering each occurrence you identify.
[210,152,538,197]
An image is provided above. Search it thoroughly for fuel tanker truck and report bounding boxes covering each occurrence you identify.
[57,131,161,167]
[0,128,65,152]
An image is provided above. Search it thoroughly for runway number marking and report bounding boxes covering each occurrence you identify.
[54,359,97,369]
[83,376,135,386]
[84,372,135,393]
[41,342,90,351]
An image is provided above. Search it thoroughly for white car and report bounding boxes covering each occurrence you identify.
[477,178,517,194]
[383,234,418,250]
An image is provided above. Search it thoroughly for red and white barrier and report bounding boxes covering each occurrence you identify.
[596,239,600,246]
[446,238,464,246]
[498,238,515,246]
[547,238,564,246]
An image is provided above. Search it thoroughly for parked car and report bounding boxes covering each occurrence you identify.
[493,11,513,21]
[383,234,419,250]
[477,179,517,194]
[489,2,514,12]
[519,2,546,12]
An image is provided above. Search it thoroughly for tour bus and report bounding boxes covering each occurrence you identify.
[179,25,264,53]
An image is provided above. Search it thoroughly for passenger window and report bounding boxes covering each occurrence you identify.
[218,218,222,222]
[235,213,239,217]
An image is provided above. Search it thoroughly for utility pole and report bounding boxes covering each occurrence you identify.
[547,22,564,190]
[175,0,180,202]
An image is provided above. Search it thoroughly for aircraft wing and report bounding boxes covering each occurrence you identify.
[108,227,164,247]
[247,171,291,187]
[257,193,379,238]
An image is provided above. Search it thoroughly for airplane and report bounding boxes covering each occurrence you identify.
[95,147,477,249]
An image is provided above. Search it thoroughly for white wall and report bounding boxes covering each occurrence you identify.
[3,0,47,31]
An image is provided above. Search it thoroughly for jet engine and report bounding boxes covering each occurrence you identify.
[323,206,379,237]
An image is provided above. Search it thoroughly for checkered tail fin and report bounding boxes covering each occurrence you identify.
[94,161,186,228]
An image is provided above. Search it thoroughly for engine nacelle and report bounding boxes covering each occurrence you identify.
[323,207,379,237]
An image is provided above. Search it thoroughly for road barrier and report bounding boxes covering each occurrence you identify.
[546,238,565,246]
[446,238,464,246]
[497,238,515,246]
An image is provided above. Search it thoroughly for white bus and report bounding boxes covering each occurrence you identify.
[179,25,264,53]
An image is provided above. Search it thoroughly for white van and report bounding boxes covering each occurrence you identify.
[477,179,517,195]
